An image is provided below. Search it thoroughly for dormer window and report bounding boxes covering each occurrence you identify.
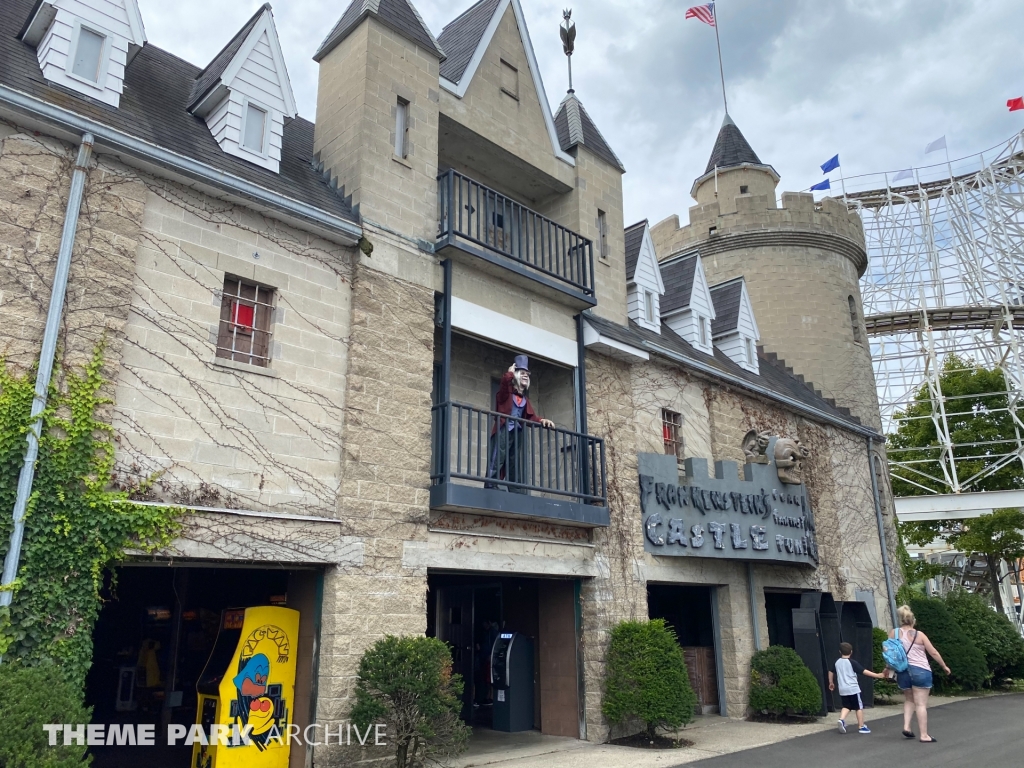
[708,277,761,374]
[746,337,756,366]
[699,316,708,346]
[662,253,716,352]
[625,220,665,334]
[242,102,268,155]
[644,291,655,324]
[69,24,106,83]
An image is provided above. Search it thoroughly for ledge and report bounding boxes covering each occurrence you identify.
[429,483,609,528]
[211,357,280,378]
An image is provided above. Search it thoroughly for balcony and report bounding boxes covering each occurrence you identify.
[437,169,596,307]
[430,401,608,527]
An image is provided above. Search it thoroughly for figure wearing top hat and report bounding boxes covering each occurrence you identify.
[486,355,554,492]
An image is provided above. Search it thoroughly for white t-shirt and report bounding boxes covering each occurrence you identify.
[834,657,865,696]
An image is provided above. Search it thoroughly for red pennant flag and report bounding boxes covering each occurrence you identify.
[1009,97,1024,112]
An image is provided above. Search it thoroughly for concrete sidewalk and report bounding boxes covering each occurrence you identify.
[451,695,976,768]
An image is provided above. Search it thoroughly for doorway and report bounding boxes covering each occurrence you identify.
[85,564,320,768]
[647,584,722,715]
[764,590,804,648]
[426,573,580,738]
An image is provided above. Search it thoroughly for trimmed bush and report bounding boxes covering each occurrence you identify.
[0,663,92,767]
[908,596,988,690]
[943,590,1024,681]
[871,626,899,700]
[748,646,822,717]
[602,619,697,737]
[350,635,469,768]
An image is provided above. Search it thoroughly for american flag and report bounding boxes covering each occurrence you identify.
[685,3,716,27]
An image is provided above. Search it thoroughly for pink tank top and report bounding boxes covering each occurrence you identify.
[899,627,928,669]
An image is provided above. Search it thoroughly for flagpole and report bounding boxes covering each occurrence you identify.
[712,4,728,113]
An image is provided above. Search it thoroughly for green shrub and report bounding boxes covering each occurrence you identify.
[748,646,822,717]
[908,596,988,690]
[350,635,469,768]
[871,626,899,700]
[602,619,696,737]
[0,663,92,767]
[943,590,1024,681]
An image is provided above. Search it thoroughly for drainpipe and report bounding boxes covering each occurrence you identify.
[747,562,762,651]
[868,437,898,627]
[0,134,94,660]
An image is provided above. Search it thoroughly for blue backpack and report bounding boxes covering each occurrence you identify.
[882,629,912,672]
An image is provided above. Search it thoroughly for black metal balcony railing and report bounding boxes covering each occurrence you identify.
[431,401,607,506]
[437,170,596,300]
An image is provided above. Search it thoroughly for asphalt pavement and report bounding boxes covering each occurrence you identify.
[678,693,1023,768]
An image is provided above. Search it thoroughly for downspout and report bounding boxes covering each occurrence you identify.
[0,134,94,657]
[747,562,762,652]
[868,437,898,627]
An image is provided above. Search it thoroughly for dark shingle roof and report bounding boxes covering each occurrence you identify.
[705,113,762,174]
[438,0,501,83]
[583,313,863,429]
[314,0,445,62]
[554,93,625,172]
[189,4,268,110]
[659,254,699,315]
[709,279,743,337]
[624,220,646,281]
[0,0,356,225]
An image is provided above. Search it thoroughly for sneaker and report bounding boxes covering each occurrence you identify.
[837,719,846,734]
[858,726,871,734]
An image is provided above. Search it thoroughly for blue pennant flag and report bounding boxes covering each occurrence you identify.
[820,154,840,174]
[810,179,831,191]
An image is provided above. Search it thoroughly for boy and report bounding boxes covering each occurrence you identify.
[827,642,886,734]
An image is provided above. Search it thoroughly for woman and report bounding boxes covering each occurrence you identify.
[890,604,950,743]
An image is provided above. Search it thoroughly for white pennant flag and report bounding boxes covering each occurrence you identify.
[892,169,914,182]
[925,136,947,154]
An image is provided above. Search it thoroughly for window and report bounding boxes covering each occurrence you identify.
[745,337,756,366]
[242,103,267,154]
[848,295,862,342]
[698,316,708,347]
[217,277,275,367]
[662,409,684,461]
[739,185,749,194]
[395,98,409,158]
[597,209,609,260]
[644,291,655,324]
[71,26,105,83]
[500,59,519,99]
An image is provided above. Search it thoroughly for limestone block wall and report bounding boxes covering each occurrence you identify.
[315,17,441,240]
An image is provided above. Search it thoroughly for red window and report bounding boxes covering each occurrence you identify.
[217,277,274,367]
[231,301,255,330]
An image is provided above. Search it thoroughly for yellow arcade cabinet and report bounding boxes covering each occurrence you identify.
[193,606,300,768]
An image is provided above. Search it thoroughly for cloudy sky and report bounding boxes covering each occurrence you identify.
[142,0,1024,227]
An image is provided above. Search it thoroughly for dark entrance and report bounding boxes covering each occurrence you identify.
[764,590,803,648]
[647,584,721,715]
[427,573,580,738]
[85,564,320,768]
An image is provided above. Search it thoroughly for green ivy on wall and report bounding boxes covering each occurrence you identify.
[0,345,181,689]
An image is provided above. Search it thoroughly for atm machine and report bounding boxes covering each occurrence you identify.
[193,606,300,768]
[490,632,534,732]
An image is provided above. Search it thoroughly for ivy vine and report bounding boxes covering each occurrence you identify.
[0,344,182,689]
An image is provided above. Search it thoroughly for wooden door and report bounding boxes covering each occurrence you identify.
[682,646,720,715]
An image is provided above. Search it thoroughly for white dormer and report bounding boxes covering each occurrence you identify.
[187,6,298,173]
[21,0,147,108]
[625,220,665,333]
[709,277,761,374]
[661,253,716,355]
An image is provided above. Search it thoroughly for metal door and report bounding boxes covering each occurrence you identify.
[436,586,475,719]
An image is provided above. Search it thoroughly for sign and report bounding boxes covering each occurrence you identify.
[639,438,818,567]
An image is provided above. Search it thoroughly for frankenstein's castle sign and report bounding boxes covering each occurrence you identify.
[639,435,819,567]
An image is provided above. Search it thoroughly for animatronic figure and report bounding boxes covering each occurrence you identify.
[486,355,554,493]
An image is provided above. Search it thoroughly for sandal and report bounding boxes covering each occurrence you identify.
[902,730,914,739]
[920,737,937,743]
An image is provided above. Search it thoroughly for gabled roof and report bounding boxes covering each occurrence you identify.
[705,113,762,174]
[0,0,357,226]
[625,220,646,280]
[553,92,625,172]
[314,0,445,63]
[710,279,743,337]
[20,0,147,49]
[438,0,501,84]
[188,4,266,110]
[660,254,700,315]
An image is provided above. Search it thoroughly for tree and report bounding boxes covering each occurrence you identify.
[602,619,696,738]
[887,354,1023,496]
[902,509,1024,615]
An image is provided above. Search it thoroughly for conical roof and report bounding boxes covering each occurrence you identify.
[704,113,762,174]
[553,92,625,172]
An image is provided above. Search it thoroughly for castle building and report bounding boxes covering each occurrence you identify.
[0,0,898,762]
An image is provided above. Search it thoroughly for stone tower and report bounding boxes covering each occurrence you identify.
[651,115,881,430]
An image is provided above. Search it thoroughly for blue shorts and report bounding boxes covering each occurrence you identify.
[897,665,933,690]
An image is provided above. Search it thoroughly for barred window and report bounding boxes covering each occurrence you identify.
[662,409,684,461]
[216,277,274,367]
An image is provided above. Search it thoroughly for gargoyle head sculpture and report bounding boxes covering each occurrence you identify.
[774,437,810,485]
[741,429,771,460]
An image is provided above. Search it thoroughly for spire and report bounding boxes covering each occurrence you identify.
[704,113,763,174]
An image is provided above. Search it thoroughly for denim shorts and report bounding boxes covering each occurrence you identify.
[897,665,933,690]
